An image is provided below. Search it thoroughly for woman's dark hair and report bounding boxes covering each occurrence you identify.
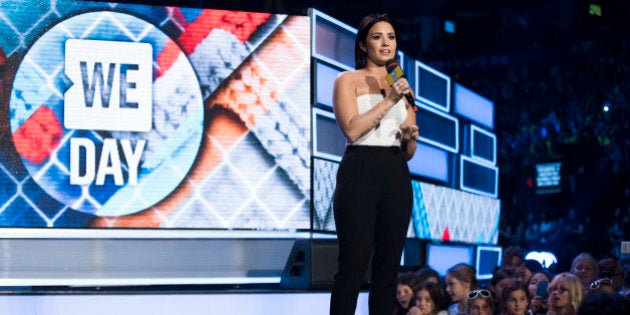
[415,267,440,285]
[577,291,630,315]
[354,13,394,69]
[501,280,531,306]
[490,269,511,288]
[394,272,422,314]
[397,272,421,291]
[414,282,446,313]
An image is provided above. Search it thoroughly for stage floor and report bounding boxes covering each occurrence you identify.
[0,291,369,315]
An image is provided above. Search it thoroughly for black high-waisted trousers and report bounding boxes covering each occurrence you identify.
[330,145,413,315]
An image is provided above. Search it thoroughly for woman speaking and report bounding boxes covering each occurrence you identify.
[329,13,419,315]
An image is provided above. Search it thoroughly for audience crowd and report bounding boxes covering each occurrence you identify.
[393,246,630,315]
[422,12,630,270]
[392,6,630,315]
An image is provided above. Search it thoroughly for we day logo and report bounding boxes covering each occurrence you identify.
[9,12,204,216]
[65,39,152,186]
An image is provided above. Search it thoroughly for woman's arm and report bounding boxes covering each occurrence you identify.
[332,71,404,143]
[399,104,418,161]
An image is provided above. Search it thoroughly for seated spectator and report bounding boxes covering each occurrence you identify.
[501,246,525,277]
[547,272,583,315]
[415,267,441,286]
[597,257,624,293]
[501,281,531,315]
[445,263,477,315]
[515,259,543,285]
[395,272,421,315]
[408,282,448,315]
[576,291,630,315]
[622,264,630,299]
[466,289,494,315]
[570,253,599,294]
[495,277,515,313]
[527,270,551,315]
[588,278,615,295]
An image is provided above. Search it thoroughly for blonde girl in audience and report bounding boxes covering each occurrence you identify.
[570,253,598,294]
[547,272,583,315]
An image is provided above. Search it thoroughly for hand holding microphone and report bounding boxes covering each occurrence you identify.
[385,59,416,111]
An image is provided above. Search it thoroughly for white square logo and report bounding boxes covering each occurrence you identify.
[64,39,152,132]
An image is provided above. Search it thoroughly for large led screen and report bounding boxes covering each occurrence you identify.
[0,0,311,230]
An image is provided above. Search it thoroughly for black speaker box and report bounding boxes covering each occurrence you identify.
[280,238,377,290]
[280,239,340,290]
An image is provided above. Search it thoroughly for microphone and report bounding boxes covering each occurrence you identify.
[385,59,417,112]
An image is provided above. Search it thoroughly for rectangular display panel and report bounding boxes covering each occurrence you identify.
[417,103,459,153]
[476,245,503,280]
[426,243,474,277]
[414,61,450,112]
[312,175,501,244]
[460,156,499,198]
[312,158,339,232]
[454,83,494,129]
[407,142,450,183]
[410,181,500,244]
[312,108,346,161]
[311,9,355,70]
[470,125,497,165]
[0,0,311,231]
[536,162,562,194]
[315,61,342,108]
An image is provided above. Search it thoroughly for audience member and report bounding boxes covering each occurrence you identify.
[408,282,448,315]
[501,246,525,277]
[488,270,510,310]
[547,272,583,315]
[515,259,543,285]
[494,277,516,313]
[501,281,531,315]
[587,278,615,295]
[415,267,441,287]
[445,263,477,315]
[622,264,630,299]
[466,289,494,315]
[570,253,599,294]
[597,257,623,292]
[395,273,421,315]
[576,291,630,315]
[527,270,551,315]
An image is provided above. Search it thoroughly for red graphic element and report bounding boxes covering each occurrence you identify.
[168,7,189,29]
[156,9,271,78]
[12,105,64,165]
[525,177,534,188]
[441,226,450,242]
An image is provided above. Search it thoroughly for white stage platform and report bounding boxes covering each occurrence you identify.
[0,291,369,315]
[0,230,372,314]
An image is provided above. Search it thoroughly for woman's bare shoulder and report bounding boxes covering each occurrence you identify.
[335,70,371,95]
[336,70,363,83]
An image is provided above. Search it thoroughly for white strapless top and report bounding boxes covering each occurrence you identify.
[351,94,407,146]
